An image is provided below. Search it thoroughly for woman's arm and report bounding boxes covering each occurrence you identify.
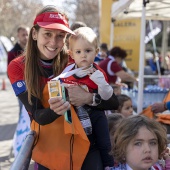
[8,58,70,125]
[96,92,119,110]
[19,92,70,125]
[116,70,137,83]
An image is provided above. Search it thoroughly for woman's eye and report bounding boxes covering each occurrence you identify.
[45,33,51,37]
[58,34,65,39]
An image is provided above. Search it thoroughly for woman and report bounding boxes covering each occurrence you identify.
[99,46,137,86]
[8,6,118,170]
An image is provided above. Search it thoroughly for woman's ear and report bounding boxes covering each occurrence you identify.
[32,28,37,40]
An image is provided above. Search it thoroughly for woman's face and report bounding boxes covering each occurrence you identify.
[115,56,123,65]
[32,27,67,60]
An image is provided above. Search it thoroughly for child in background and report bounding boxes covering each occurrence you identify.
[110,115,170,170]
[116,94,133,117]
[61,26,119,170]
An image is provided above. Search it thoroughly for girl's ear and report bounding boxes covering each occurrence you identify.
[32,28,38,40]
[68,50,74,59]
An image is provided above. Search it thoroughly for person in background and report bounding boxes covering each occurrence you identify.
[66,21,87,47]
[95,43,109,64]
[8,25,29,65]
[7,25,29,116]
[106,94,133,117]
[151,101,170,114]
[110,115,169,170]
[116,94,133,118]
[70,21,87,31]
[63,26,119,170]
[144,51,157,86]
[7,6,117,170]
[99,46,137,87]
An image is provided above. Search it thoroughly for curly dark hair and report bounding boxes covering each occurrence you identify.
[109,46,127,59]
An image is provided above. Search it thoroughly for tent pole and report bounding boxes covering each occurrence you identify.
[161,21,168,69]
[137,1,147,114]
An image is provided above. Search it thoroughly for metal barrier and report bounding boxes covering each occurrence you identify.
[10,131,36,170]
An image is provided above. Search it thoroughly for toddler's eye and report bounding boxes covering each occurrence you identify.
[86,50,91,53]
[76,51,81,54]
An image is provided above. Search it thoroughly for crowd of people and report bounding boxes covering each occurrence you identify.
[7,5,170,170]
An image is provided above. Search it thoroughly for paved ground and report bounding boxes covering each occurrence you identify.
[0,73,34,170]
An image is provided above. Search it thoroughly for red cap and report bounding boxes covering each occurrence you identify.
[33,12,75,35]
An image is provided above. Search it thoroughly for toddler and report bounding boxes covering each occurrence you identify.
[60,26,119,169]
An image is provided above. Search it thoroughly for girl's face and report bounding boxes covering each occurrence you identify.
[120,99,133,118]
[125,126,159,170]
[32,28,67,60]
[69,38,98,68]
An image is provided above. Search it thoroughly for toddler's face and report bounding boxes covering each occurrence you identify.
[125,126,159,170]
[70,38,97,68]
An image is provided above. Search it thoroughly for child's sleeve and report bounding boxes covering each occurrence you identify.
[90,70,113,100]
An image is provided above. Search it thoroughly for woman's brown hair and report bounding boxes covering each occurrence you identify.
[24,6,69,104]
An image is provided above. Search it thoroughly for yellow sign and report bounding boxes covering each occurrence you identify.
[113,18,141,71]
[99,0,113,44]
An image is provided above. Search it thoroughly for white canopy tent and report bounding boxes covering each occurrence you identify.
[111,0,170,113]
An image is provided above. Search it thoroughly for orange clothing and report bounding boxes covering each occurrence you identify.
[31,84,90,170]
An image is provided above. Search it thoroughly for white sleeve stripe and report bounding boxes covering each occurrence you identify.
[107,59,115,76]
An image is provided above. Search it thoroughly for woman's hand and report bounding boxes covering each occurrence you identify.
[48,96,70,115]
[67,85,93,106]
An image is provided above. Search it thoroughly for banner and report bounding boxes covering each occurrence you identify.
[113,18,141,71]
